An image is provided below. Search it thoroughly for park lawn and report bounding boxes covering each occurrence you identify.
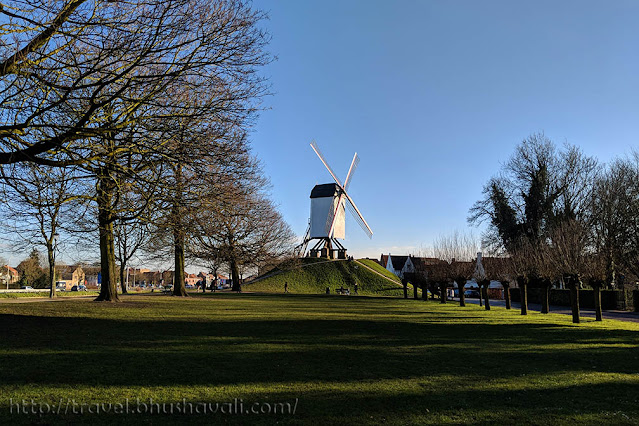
[0,291,99,299]
[0,293,638,425]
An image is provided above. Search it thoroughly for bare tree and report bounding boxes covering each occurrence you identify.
[546,219,592,323]
[433,231,477,307]
[114,187,153,295]
[0,163,87,296]
[594,153,639,286]
[0,1,272,302]
[194,181,295,292]
[481,255,514,309]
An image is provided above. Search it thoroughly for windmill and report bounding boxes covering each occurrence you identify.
[296,140,373,259]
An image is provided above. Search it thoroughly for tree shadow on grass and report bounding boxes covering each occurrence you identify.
[1,293,639,424]
[0,312,637,389]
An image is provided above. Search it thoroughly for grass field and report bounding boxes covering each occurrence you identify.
[246,258,407,296]
[0,291,99,299]
[0,293,638,424]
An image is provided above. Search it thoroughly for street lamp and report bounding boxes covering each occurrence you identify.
[53,232,60,290]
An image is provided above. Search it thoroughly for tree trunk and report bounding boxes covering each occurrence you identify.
[517,276,528,315]
[593,284,602,321]
[439,282,447,304]
[47,244,56,299]
[540,281,550,314]
[479,284,483,307]
[502,282,511,309]
[172,164,188,297]
[95,171,119,302]
[230,258,241,292]
[457,278,466,307]
[568,275,580,324]
[482,280,490,310]
[119,262,128,295]
[430,283,436,300]
[413,282,418,299]
[422,283,428,301]
[173,228,188,296]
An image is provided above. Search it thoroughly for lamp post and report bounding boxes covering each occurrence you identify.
[5,264,9,290]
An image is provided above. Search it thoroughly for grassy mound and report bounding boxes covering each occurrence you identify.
[357,258,402,282]
[245,258,405,296]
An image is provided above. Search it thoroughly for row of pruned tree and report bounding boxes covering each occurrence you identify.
[462,133,639,323]
[0,0,294,300]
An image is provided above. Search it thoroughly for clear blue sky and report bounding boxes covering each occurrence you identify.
[250,0,639,259]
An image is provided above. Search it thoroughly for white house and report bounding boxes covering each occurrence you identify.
[383,254,415,279]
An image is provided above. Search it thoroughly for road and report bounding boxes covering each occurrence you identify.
[461,297,639,323]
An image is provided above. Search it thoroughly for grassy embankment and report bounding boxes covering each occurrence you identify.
[0,292,638,424]
[245,258,420,297]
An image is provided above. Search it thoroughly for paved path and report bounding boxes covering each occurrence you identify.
[462,297,639,323]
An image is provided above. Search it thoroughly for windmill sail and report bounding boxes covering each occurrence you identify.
[310,140,342,187]
[344,153,359,191]
[345,195,373,239]
[309,141,373,241]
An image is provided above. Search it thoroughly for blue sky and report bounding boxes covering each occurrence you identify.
[250,0,639,259]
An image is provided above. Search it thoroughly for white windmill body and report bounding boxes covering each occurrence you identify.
[297,141,373,259]
[309,184,345,240]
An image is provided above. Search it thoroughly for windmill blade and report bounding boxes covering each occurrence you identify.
[310,140,343,186]
[346,201,372,239]
[344,153,359,192]
[343,193,373,239]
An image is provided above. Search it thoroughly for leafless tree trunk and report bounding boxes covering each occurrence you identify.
[456,278,467,307]
[501,281,511,309]
[479,279,489,310]
[517,276,528,315]
[439,281,447,304]
[565,274,581,324]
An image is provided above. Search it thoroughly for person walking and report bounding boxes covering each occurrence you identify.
[284,281,289,293]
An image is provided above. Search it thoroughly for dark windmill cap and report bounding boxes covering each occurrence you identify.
[310,183,340,198]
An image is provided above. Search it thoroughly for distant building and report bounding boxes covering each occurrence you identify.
[56,265,85,290]
[1,265,19,286]
[382,254,413,279]
[185,273,198,286]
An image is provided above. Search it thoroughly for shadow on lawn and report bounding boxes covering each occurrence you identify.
[0,313,638,384]
[0,294,638,423]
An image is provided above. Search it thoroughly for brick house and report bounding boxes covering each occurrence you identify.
[1,265,19,287]
[56,266,85,290]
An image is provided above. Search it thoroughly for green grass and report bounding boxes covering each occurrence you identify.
[0,293,638,424]
[357,258,402,282]
[246,258,406,296]
[0,291,99,299]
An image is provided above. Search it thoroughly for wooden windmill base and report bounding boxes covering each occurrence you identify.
[307,238,347,259]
